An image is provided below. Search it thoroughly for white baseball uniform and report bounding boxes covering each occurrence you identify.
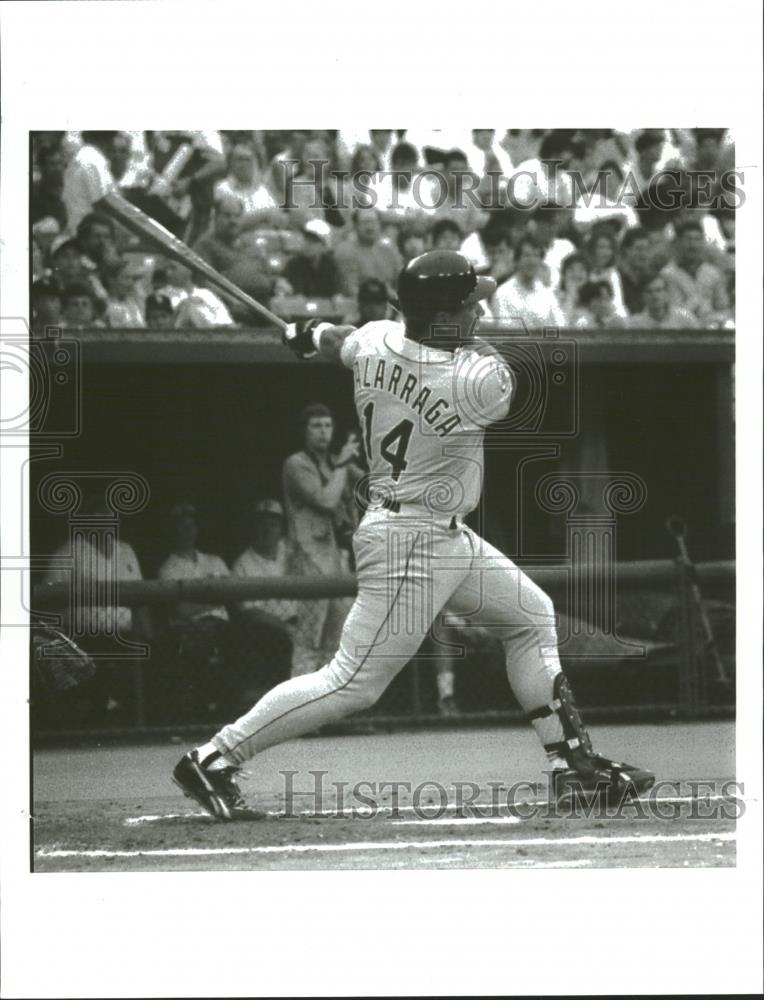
[213,321,568,764]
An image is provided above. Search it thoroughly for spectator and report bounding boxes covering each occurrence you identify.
[144,291,176,330]
[617,227,654,314]
[32,217,61,280]
[587,228,627,317]
[213,143,283,229]
[691,128,729,173]
[528,202,576,288]
[61,131,118,235]
[283,220,342,298]
[193,196,273,303]
[573,280,625,329]
[158,502,233,720]
[147,130,227,243]
[430,148,488,235]
[76,212,119,272]
[231,499,298,692]
[282,403,362,676]
[156,261,235,328]
[509,130,578,209]
[466,129,514,186]
[32,144,69,230]
[369,129,395,170]
[628,273,698,329]
[630,130,665,195]
[397,227,427,266]
[31,279,64,336]
[573,159,639,234]
[431,218,463,252]
[49,238,89,292]
[491,236,565,328]
[661,219,731,325]
[61,282,104,329]
[484,231,515,286]
[556,251,589,324]
[334,208,403,297]
[104,259,146,328]
[375,141,438,230]
[356,277,390,324]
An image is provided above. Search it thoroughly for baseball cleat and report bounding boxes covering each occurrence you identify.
[172,750,246,820]
[552,755,655,808]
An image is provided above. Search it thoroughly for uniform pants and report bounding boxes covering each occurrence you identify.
[214,512,566,764]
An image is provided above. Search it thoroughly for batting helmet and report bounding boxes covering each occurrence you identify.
[396,250,496,326]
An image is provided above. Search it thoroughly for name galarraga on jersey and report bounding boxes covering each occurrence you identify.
[353,358,462,437]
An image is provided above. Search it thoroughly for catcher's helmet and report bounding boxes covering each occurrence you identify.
[396,250,496,325]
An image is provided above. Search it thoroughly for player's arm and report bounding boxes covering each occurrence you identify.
[283,320,357,366]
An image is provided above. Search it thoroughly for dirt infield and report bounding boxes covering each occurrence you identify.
[32,721,737,872]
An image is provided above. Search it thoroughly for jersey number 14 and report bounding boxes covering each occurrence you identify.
[362,402,413,481]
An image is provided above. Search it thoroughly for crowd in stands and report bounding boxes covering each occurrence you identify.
[31,129,736,334]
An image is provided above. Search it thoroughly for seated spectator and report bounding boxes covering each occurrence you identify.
[156,261,235,328]
[357,278,391,324]
[231,499,298,694]
[617,227,654,315]
[213,142,283,230]
[31,279,64,337]
[49,238,89,292]
[483,231,515,286]
[32,217,61,280]
[466,129,514,188]
[491,235,565,328]
[430,148,488,235]
[397,227,427,266]
[61,282,105,329]
[509,130,578,209]
[32,143,69,231]
[283,219,342,298]
[61,131,117,235]
[586,227,627,317]
[76,212,119,271]
[556,251,590,324]
[193,195,273,303]
[103,259,146,328]
[431,217,463,252]
[334,208,403,297]
[573,280,625,329]
[374,142,439,231]
[661,219,731,325]
[573,159,639,234]
[629,130,666,196]
[144,291,176,330]
[528,202,576,288]
[158,501,233,720]
[627,273,698,329]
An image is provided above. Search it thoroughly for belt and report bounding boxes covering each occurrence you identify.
[380,496,459,531]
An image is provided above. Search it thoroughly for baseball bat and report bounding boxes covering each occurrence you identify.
[665,515,729,685]
[96,191,288,331]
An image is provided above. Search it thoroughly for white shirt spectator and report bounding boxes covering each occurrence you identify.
[465,135,514,182]
[509,159,575,209]
[155,284,235,328]
[44,537,142,635]
[492,274,566,328]
[158,550,230,623]
[62,143,115,235]
[542,237,576,289]
[214,176,280,221]
[232,539,298,622]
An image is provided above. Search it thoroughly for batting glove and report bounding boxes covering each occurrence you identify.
[283,319,327,360]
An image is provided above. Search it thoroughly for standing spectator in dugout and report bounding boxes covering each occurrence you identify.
[232,500,298,695]
[334,209,403,297]
[282,404,362,676]
[661,219,731,326]
[157,503,233,719]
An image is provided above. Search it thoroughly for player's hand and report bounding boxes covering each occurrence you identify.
[335,432,360,467]
[283,319,322,360]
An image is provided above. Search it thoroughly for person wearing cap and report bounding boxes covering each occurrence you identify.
[157,503,233,720]
[231,500,298,691]
[356,277,390,325]
[282,220,342,298]
[144,291,177,330]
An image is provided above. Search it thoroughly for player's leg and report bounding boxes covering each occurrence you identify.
[445,530,654,803]
[174,522,472,816]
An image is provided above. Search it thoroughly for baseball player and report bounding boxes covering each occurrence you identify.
[173,250,655,818]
